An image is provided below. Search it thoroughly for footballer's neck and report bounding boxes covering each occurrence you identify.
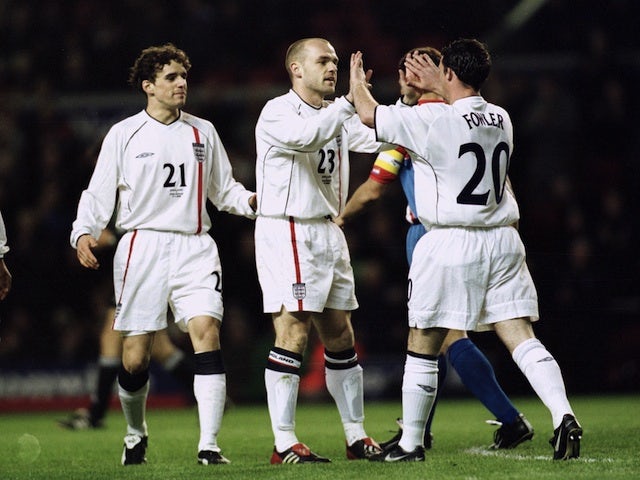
[293,85,325,108]
[146,104,181,125]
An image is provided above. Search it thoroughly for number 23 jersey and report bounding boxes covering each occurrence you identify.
[375,96,520,229]
[255,90,382,219]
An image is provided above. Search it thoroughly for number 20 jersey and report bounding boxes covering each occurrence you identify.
[375,96,520,229]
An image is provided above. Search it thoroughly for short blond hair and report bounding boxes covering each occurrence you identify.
[284,38,329,79]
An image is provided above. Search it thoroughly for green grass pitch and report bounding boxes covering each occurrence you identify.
[1,394,638,479]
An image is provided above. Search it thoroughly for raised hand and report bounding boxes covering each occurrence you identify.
[404,51,443,97]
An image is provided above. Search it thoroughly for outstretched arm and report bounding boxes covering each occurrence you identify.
[349,51,378,127]
[336,178,387,228]
[337,145,406,227]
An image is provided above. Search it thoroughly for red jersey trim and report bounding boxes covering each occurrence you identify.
[418,99,445,105]
[114,229,138,327]
[192,126,204,234]
[288,217,304,311]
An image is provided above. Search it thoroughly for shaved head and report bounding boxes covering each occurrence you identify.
[285,38,331,79]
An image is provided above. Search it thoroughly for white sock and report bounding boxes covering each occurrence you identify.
[325,359,366,445]
[194,373,226,452]
[399,354,438,452]
[265,368,300,452]
[118,381,149,437]
[512,338,574,428]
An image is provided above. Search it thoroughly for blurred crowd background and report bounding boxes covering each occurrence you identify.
[0,0,638,403]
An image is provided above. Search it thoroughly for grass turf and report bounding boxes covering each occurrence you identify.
[1,394,638,479]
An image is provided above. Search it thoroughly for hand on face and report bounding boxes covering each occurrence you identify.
[399,68,423,105]
[404,51,442,94]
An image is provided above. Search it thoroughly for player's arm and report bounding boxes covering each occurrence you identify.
[259,96,355,152]
[0,258,10,300]
[336,178,387,228]
[0,211,10,300]
[0,210,8,260]
[206,130,257,219]
[76,226,116,270]
[336,147,405,227]
[70,128,120,250]
[505,175,519,230]
[76,234,100,270]
[349,51,378,128]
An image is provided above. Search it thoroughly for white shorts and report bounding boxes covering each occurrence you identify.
[408,226,539,331]
[113,230,224,333]
[255,216,358,313]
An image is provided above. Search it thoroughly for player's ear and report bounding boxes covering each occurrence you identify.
[142,79,154,95]
[443,66,454,82]
[290,61,303,79]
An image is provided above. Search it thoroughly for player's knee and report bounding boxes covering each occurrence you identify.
[440,329,467,352]
[118,366,149,392]
[321,328,354,352]
[187,316,222,348]
[121,357,150,376]
[273,313,311,351]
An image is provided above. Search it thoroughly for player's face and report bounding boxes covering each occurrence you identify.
[147,60,188,111]
[300,41,339,97]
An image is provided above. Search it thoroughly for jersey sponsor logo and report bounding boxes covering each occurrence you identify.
[292,282,306,300]
[135,152,155,158]
[192,142,205,163]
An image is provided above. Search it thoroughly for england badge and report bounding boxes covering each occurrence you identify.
[192,142,205,163]
[292,282,306,300]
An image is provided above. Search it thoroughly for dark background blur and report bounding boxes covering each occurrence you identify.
[0,0,638,404]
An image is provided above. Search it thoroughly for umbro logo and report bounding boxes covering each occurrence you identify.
[537,356,555,363]
[417,384,436,393]
[135,152,155,158]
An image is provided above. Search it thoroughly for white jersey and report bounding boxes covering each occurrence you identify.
[0,210,8,257]
[255,90,384,219]
[71,110,255,247]
[375,96,520,229]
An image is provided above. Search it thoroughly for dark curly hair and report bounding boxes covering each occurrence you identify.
[127,43,191,93]
[441,38,491,91]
